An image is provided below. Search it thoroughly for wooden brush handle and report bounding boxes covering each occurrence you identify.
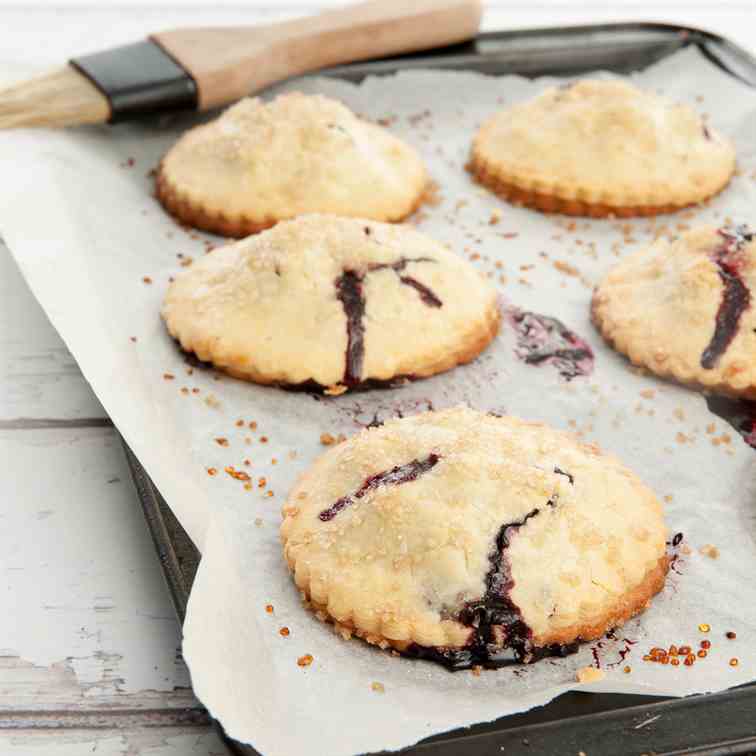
[152,0,483,110]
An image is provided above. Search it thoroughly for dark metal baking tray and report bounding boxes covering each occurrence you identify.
[123,21,756,756]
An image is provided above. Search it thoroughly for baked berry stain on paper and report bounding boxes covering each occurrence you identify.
[705,395,756,450]
[507,308,594,380]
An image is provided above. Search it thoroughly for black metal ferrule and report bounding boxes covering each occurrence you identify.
[70,40,198,124]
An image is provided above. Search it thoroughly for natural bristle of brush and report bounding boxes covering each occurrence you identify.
[0,66,110,130]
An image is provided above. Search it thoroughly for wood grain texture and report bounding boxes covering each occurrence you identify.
[0,427,209,749]
[1,194,213,751]
[153,0,482,109]
[1,3,755,754]
[0,728,227,755]
[0,241,106,422]
[1,5,755,75]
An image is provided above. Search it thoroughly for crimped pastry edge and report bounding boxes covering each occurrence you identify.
[591,291,756,399]
[468,145,735,219]
[280,412,669,661]
[287,548,669,662]
[155,164,429,238]
[163,300,501,393]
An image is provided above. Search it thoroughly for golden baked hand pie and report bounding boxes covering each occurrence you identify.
[156,93,428,237]
[593,224,756,397]
[470,79,735,218]
[281,408,668,668]
[162,215,499,392]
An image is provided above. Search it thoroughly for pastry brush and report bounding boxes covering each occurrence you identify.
[0,0,482,130]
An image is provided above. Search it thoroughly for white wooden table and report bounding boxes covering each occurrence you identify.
[1,2,754,754]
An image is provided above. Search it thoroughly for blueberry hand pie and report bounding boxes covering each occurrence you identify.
[281,408,668,668]
[593,224,756,397]
[162,215,499,392]
[470,79,735,218]
[157,93,428,236]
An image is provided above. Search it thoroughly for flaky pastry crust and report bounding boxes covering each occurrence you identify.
[593,225,756,397]
[157,93,428,236]
[470,79,735,218]
[162,215,499,391]
[281,408,669,665]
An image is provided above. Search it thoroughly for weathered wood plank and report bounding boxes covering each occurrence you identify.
[0,427,193,707]
[0,6,754,755]
[0,727,227,755]
[0,243,106,422]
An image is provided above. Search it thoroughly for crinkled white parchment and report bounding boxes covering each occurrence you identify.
[1,46,756,756]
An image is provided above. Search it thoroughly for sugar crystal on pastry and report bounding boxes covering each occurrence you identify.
[157,93,428,236]
[281,408,669,668]
[470,79,735,218]
[162,215,499,391]
[593,224,756,398]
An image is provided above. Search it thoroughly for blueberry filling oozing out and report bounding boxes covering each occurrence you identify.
[553,466,574,484]
[705,395,756,450]
[366,257,435,273]
[407,467,577,670]
[396,275,442,308]
[318,458,579,669]
[335,271,366,387]
[700,225,753,370]
[367,257,443,308]
[508,310,594,380]
[318,453,440,522]
[334,258,442,386]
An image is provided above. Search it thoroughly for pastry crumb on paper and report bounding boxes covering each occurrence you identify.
[0,46,755,756]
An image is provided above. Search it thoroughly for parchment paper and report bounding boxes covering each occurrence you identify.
[2,47,756,756]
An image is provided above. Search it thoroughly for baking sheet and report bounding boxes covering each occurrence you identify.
[2,46,756,756]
